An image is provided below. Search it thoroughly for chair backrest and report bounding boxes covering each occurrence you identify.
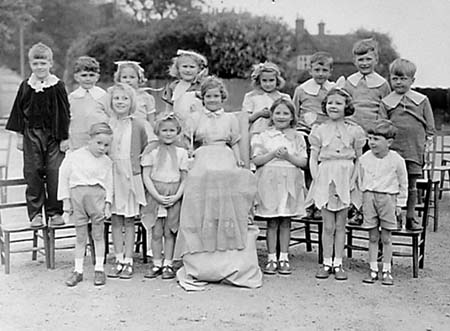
[436,128,450,162]
[423,135,437,180]
[0,120,13,173]
[0,178,28,226]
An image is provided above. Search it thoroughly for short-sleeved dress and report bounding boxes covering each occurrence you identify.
[242,89,291,135]
[251,127,307,217]
[174,108,262,291]
[109,116,147,217]
[140,144,188,232]
[306,120,366,211]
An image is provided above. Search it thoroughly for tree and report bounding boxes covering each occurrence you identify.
[205,11,294,78]
[122,0,204,21]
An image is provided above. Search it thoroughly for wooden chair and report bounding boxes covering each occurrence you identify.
[0,178,51,274]
[290,215,323,264]
[434,129,450,198]
[0,124,13,202]
[346,178,432,278]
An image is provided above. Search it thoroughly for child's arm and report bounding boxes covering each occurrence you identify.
[249,108,271,123]
[16,133,23,151]
[142,166,166,204]
[57,155,72,213]
[232,143,245,167]
[309,149,319,179]
[278,148,307,168]
[423,98,435,138]
[396,156,408,215]
[165,170,187,207]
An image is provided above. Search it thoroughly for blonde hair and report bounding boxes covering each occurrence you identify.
[28,42,53,62]
[168,50,208,82]
[107,83,137,116]
[89,122,113,137]
[154,113,182,136]
[269,97,297,128]
[352,38,378,58]
[113,61,147,85]
[389,58,417,78]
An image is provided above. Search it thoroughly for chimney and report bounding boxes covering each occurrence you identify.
[318,21,325,36]
[296,17,305,38]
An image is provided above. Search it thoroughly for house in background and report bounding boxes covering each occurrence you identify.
[289,18,360,84]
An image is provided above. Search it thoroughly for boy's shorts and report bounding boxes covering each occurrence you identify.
[406,160,423,176]
[70,185,106,237]
[362,191,397,231]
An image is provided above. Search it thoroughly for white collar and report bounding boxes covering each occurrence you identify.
[70,86,106,100]
[347,72,386,88]
[382,90,426,108]
[27,73,59,92]
[300,79,334,95]
[204,108,224,117]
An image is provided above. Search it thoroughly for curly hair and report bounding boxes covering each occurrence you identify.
[321,88,355,116]
[198,76,228,101]
[168,50,208,82]
[250,62,285,89]
[113,61,147,85]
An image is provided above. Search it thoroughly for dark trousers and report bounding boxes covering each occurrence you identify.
[23,127,65,220]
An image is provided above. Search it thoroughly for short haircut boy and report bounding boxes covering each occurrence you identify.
[389,58,417,78]
[352,38,378,57]
[74,56,101,74]
[367,119,397,140]
[28,42,53,61]
[310,51,333,68]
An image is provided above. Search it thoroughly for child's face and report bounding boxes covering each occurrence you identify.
[111,89,132,117]
[203,87,223,112]
[119,66,139,89]
[272,104,293,130]
[390,74,414,95]
[29,58,52,80]
[74,70,99,90]
[368,134,392,158]
[158,121,179,145]
[325,94,346,120]
[178,56,200,83]
[260,71,277,93]
[353,51,378,75]
[87,133,113,158]
[309,63,331,85]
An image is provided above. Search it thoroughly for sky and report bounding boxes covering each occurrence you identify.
[208,0,450,87]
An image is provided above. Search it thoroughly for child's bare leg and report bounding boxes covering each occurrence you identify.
[151,219,164,267]
[333,208,348,261]
[123,217,135,263]
[74,225,88,272]
[266,219,278,257]
[381,229,393,271]
[368,228,380,268]
[278,217,291,259]
[163,223,175,264]
[92,221,105,271]
[111,214,124,262]
[321,207,336,266]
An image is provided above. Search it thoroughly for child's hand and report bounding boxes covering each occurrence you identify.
[164,195,179,207]
[104,203,112,219]
[16,135,23,151]
[59,139,70,152]
[261,107,271,118]
[236,159,245,167]
[395,206,403,216]
[275,146,288,159]
[63,199,73,215]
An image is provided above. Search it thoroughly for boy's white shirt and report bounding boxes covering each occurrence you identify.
[300,79,334,95]
[382,90,426,108]
[70,86,106,100]
[347,72,386,88]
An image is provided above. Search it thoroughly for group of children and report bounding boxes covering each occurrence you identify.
[5,36,434,289]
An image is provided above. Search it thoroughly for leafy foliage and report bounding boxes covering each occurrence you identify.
[122,0,204,21]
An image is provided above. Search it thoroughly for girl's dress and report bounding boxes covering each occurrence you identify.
[251,127,307,217]
[162,80,202,124]
[306,120,366,211]
[242,89,291,135]
[174,108,262,291]
[134,88,156,121]
[140,144,189,233]
[109,116,147,217]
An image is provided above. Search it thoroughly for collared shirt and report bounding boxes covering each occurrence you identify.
[68,86,109,150]
[358,150,408,206]
[58,146,113,203]
[141,145,189,183]
[27,73,59,92]
[380,90,435,164]
[344,72,391,131]
[293,79,334,126]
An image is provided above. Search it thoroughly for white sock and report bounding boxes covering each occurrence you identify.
[333,257,342,267]
[323,257,332,267]
[267,253,277,262]
[163,259,173,267]
[370,262,378,271]
[382,263,391,272]
[74,258,83,273]
[115,253,124,263]
[153,258,162,267]
[124,257,133,265]
[94,257,104,271]
[279,252,289,261]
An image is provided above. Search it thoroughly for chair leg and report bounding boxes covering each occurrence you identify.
[104,222,110,262]
[318,222,323,264]
[42,228,51,269]
[88,225,96,266]
[5,232,10,274]
[32,230,38,261]
[412,236,419,278]
[347,229,353,259]
[419,235,426,269]
[305,224,312,252]
[141,225,148,264]
[48,228,55,269]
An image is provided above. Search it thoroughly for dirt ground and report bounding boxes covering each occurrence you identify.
[1,138,450,331]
